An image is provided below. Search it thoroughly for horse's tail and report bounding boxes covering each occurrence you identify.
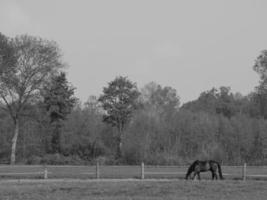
[185,160,198,179]
[216,162,224,180]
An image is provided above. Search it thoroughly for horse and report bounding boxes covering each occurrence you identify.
[185,160,224,180]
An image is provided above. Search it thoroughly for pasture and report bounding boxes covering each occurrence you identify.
[1,179,267,200]
[0,165,267,180]
[0,165,267,199]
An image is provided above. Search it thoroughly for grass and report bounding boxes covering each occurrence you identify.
[1,165,267,180]
[0,180,267,200]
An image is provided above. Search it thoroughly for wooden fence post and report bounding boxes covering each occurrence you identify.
[242,163,247,181]
[96,161,100,179]
[44,167,48,179]
[141,162,144,179]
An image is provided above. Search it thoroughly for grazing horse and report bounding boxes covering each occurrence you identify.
[185,160,224,180]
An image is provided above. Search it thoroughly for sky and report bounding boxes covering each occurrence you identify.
[0,0,266,104]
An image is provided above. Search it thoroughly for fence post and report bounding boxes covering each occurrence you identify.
[96,161,100,179]
[44,166,48,179]
[141,162,144,179]
[242,163,247,181]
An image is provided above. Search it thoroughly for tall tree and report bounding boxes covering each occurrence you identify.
[42,72,76,153]
[0,34,63,164]
[0,33,16,75]
[254,50,267,81]
[98,76,140,158]
[253,50,267,118]
[141,82,180,117]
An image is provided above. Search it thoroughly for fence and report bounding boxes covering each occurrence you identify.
[0,163,267,180]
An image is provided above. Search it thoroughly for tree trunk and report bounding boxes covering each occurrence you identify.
[10,119,19,165]
[116,135,122,159]
[119,136,122,156]
[51,123,61,153]
[116,126,124,160]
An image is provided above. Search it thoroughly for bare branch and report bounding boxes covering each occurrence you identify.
[0,94,16,121]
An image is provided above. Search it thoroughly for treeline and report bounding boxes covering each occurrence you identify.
[0,33,267,165]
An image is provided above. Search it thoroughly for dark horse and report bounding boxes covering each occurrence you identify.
[185,160,224,180]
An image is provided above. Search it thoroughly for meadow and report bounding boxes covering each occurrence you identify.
[0,165,267,180]
[0,179,267,200]
[0,165,267,199]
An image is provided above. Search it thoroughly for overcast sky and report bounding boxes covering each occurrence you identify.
[1,0,266,103]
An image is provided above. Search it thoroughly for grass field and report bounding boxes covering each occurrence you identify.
[0,165,267,180]
[0,179,267,200]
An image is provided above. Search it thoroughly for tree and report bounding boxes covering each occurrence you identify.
[182,87,240,118]
[0,34,63,164]
[253,50,267,118]
[98,76,140,158]
[215,87,236,118]
[141,82,180,117]
[181,88,218,115]
[60,96,107,161]
[0,33,16,74]
[42,72,76,153]
[254,50,267,81]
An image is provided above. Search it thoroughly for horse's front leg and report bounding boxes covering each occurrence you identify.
[211,172,215,180]
[214,173,218,180]
[192,172,198,180]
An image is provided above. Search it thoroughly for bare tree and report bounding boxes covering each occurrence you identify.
[0,34,63,164]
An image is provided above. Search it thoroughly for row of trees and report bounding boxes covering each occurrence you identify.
[0,32,267,165]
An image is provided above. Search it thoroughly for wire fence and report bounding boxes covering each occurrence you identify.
[0,163,267,181]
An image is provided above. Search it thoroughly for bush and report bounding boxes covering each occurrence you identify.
[26,155,43,164]
[95,156,118,165]
[26,154,87,165]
